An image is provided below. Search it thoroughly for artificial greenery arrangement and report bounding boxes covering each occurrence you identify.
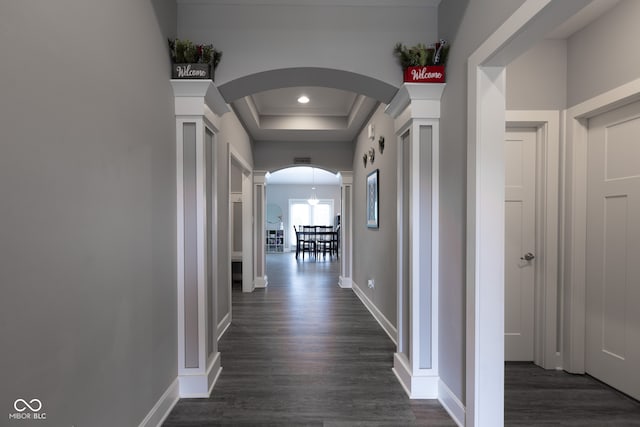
[393,40,449,69]
[168,38,222,78]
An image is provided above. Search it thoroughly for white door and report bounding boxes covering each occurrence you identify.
[586,100,640,400]
[504,129,537,361]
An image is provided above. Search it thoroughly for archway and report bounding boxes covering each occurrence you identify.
[218,67,398,104]
[255,165,353,289]
[218,68,386,293]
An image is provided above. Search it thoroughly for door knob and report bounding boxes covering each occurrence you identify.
[520,252,535,261]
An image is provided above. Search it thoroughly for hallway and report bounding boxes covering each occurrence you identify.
[164,253,455,426]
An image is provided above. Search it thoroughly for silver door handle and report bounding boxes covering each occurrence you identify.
[520,252,535,261]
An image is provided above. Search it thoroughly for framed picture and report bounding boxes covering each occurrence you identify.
[366,169,379,228]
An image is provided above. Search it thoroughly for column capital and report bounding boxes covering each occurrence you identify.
[385,83,445,120]
[337,171,353,185]
[171,80,230,117]
[253,170,268,184]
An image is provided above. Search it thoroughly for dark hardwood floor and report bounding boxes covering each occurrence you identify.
[164,252,640,426]
[164,253,455,426]
[506,362,640,426]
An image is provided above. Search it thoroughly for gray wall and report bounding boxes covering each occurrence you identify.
[352,104,398,328]
[216,113,254,326]
[506,1,640,111]
[0,1,178,425]
[177,3,438,90]
[254,141,354,172]
[437,0,527,404]
[567,0,640,106]
[506,39,567,110]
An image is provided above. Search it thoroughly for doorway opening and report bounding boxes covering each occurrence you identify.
[503,112,561,370]
[228,145,253,302]
[265,166,341,262]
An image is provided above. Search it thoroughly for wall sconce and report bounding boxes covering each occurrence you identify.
[378,136,385,154]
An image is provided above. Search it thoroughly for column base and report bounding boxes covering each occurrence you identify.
[178,352,222,398]
[392,353,438,399]
[338,276,352,288]
[255,275,268,288]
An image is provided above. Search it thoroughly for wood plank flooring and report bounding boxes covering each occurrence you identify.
[506,362,640,426]
[164,252,640,426]
[164,253,455,426]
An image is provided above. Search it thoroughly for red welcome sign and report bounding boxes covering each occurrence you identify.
[403,65,446,83]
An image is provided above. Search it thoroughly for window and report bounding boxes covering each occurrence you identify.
[288,199,334,246]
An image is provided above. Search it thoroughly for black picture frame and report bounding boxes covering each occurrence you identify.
[366,169,379,229]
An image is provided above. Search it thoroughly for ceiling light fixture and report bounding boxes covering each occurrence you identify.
[308,168,319,206]
[308,188,319,206]
[297,95,310,104]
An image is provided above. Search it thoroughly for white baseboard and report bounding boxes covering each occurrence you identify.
[392,353,438,399]
[138,378,179,427]
[438,379,465,427]
[217,312,231,341]
[352,281,397,345]
[178,352,222,398]
[206,353,222,396]
[338,276,352,288]
[255,275,268,288]
[392,353,413,397]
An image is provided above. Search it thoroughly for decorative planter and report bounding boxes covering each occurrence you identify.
[172,63,212,79]
[403,65,445,83]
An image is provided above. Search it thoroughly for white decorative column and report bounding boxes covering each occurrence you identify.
[385,83,444,398]
[338,171,353,288]
[172,80,229,398]
[253,171,268,288]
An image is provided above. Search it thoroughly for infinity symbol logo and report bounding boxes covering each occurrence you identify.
[14,398,42,412]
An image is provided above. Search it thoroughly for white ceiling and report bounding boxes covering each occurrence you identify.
[252,87,358,117]
[266,166,340,185]
[231,86,379,143]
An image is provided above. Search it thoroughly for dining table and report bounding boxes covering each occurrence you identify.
[294,229,339,259]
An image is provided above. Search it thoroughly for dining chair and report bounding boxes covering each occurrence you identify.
[296,225,316,259]
[315,225,334,258]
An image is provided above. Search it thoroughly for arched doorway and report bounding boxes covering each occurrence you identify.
[217,67,391,294]
[255,165,352,288]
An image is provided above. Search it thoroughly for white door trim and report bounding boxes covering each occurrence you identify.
[506,110,561,370]
[466,2,592,425]
[253,172,268,288]
[228,145,254,295]
[563,77,640,373]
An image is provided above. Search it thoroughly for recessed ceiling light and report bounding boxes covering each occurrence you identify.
[297,95,310,104]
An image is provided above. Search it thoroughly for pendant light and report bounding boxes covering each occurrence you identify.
[307,167,319,206]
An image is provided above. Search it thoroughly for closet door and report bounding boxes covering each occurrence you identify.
[504,129,536,361]
[586,100,640,400]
